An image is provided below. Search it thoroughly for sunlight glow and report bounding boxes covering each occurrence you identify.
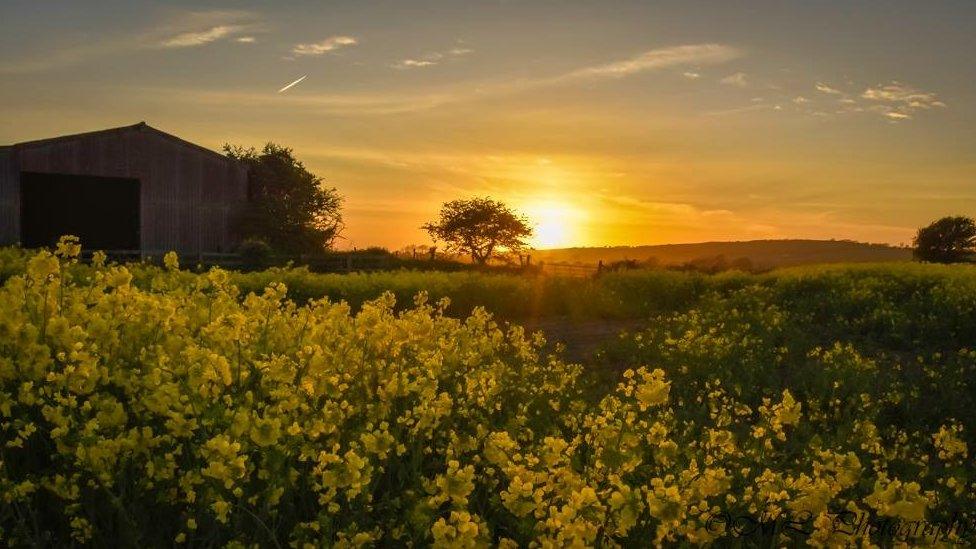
[522,200,584,249]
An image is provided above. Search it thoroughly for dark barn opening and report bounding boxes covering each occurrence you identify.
[20,172,140,250]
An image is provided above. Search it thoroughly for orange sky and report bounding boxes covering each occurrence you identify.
[2,1,974,250]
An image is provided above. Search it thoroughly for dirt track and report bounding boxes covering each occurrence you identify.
[516,317,647,363]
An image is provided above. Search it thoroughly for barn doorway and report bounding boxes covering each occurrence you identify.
[20,172,140,250]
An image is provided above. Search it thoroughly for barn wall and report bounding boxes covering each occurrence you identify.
[0,147,18,245]
[8,126,247,254]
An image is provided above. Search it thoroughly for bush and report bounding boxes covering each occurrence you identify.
[238,238,273,270]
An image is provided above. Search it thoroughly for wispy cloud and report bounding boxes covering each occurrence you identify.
[397,59,438,68]
[862,82,945,108]
[0,9,259,73]
[683,71,701,79]
[395,47,473,69]
[860,81,946,121]
[562,44,739,81]
[292,36,357,56]
[160,25,243,48]
[704,103,775,117]
[815,82,843,95]
[156,10,259,48]
[236,36,256,44]
[144,43,741,115]
[719,72,748,87]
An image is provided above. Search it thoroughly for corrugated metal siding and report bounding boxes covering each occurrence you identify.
[1,124,247,254]
[0,147,19,244]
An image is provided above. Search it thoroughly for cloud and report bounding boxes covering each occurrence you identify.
[815,82,843,95]
[160,25,243,48]
[0,9,259,73]
[395,47,473,69]
[861,82,945,108]
[883,111,911,120]
[236,36,256,44]
[720,72,748,87]
[703,103,770,117]
[397,59,438,68]
[861,81,946,120]
[792,96,809,104]
[564,44,740,81]
[145,43,741,115]
[292,36,357,56]
[396,52,443,69]
[156,10,259,48]
[683,71,701,79]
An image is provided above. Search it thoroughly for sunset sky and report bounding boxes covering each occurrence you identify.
[2,1,974,249]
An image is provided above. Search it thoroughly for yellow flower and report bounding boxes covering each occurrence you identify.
[163,251,180,271]
[249,416,281,447]
[212,499,231,523]
[933,423,968,461]
[634,368,671,410]
[865,477,930,521]
[55,235,82,260]
[434,460,476,507]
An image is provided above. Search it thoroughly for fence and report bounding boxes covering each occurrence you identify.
[82,250,396,273]
[539,261,599,278]
[80,250,605,277]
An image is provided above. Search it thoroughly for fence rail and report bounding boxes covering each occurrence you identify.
[80,250,397,273]
[539,261,599,278]
[76,250,606,277]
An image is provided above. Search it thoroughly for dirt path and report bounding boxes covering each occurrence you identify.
[515,317,647,363]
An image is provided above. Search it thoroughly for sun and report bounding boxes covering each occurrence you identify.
[522,201,581,249]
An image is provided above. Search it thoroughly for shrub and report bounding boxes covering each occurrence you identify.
[238,238,274,270]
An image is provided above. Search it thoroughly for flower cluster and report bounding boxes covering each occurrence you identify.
[0,238,974,547]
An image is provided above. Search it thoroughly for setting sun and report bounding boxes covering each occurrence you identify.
[522,201,584,249]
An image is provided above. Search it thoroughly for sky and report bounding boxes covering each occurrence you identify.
[1,0,974,250]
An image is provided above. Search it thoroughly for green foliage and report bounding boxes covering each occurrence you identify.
[423,197,532,265]
[225,143,343,255]
[913,215,976,263]
[237,238,273,270]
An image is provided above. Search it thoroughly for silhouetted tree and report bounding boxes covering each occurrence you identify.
[913,216,976,263]
[225,143,343,255]
[422,197,532,265]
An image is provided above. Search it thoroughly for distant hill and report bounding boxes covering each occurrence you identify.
[529,239,912,269]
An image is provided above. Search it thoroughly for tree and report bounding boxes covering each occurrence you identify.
[913,215,976,263]
[224,143,343,255]
[422,197,532,265]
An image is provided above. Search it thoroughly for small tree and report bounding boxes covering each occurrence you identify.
[225,143,343,255]
[422,197,532,265]
[913,216,976,263]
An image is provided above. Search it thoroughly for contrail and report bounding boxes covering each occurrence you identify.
[277,74,307,93]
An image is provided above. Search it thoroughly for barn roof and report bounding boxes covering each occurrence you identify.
[8,122,236,165]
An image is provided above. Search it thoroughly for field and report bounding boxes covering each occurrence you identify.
[531,239,912,269]
[1,240,975,546]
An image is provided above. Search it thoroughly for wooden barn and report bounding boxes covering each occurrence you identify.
[0,122,248,255]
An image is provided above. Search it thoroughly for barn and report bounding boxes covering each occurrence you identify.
[0,122,248,256]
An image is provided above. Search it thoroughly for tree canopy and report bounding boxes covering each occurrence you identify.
[913,215,976,263]
[224,143,343,255]
[422,197,532,265]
